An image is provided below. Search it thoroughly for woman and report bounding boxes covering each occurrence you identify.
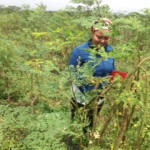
[69,18,115,128]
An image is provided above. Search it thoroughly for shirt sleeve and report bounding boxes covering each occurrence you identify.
[113,58,116,71]
[68,48,85,85]
[69,49,79,68]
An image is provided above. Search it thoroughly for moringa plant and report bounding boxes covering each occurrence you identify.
[68,16,150,150]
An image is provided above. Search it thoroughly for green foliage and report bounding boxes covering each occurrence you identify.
[67,4,150,149]
[0,2,150,150]
[0,105,70,149]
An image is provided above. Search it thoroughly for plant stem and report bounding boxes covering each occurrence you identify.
[135,66,149,150]
[98,103,116,142]
[114,105,130,150]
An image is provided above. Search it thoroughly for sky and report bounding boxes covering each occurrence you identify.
[0,0,150,13]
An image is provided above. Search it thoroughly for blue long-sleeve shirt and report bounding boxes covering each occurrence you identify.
[69,40,115,93]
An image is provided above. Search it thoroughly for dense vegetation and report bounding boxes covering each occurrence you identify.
[0,1,150,149]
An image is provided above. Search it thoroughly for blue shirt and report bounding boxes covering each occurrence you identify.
[69,40,115,93]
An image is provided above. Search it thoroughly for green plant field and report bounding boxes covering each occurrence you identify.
[0,1,150,150]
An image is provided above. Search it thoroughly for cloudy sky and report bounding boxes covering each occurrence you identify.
[0,0,150,12]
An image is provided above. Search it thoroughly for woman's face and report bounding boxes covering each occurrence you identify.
[92,30,110,47]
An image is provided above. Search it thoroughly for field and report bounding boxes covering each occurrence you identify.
[0,1,150,150]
